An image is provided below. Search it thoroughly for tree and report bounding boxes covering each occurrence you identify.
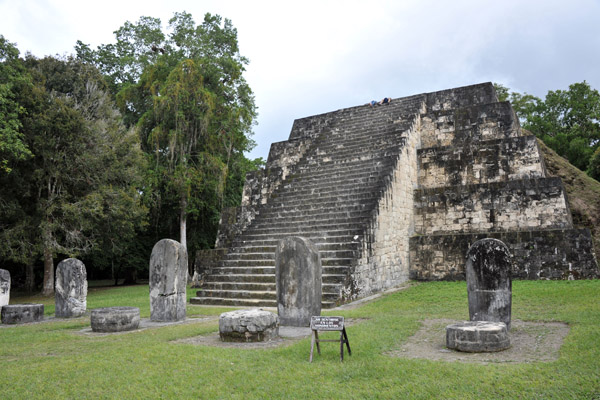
[496,81,600,175]
[0,55,146,294]
[0,36,32,174]
[588,146,600,181]
[80,12,258,264]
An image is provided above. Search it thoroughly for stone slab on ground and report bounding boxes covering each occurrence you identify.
[446,321,510,352]
[91,307,140,332]
[219,308,279,342]
[1,304,44,324]
[389,319,569,364]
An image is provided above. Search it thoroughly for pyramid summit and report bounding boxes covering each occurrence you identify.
[192,82,599,308]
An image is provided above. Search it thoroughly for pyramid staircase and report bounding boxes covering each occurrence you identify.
[191,96,425,307]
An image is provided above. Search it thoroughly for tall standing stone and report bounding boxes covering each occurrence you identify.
[55,258,87,318]
[0,269,10,310]
[275,236,322,327]
[149,239,187,322]
[466,238,512,329]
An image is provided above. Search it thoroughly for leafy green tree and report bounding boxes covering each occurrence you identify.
[588,146,600,181]
[496,81,600,174]
[80,12,258,264]
[0,36,32,174]
[0,55,146,294]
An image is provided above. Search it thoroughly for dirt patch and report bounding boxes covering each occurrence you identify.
[76,316,217,337]
[387,319,569,364]
[175,318,367,349]
[175,332,300,349]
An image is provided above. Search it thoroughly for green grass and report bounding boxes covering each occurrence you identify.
[2,280,599,399]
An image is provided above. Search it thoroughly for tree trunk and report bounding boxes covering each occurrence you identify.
[25,264,35,293]
[112,258,119,286]
[41,245,54,296]
[180,195,187,250]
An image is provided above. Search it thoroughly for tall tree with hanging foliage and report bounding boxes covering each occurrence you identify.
[78,12,258,261]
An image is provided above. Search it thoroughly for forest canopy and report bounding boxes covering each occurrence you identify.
[0,12,261,293]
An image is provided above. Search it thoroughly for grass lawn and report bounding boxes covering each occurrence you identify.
[1,280,599,399]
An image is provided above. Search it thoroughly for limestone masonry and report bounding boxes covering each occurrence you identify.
[191,82,599,308]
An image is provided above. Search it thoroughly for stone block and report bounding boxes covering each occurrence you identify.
[0,269,10,309]
[149,239,187,322]
[91,307,140,332]
[276,236,322,326]
[1,304,44,324]
[446,321,510,352]
[466,238,512,329]
[55,258,87,318]
[219,308,279,342]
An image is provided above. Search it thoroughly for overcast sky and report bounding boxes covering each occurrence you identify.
[1,0,599,160]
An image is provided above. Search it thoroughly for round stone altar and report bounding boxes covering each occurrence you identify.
[91,307,140,332]
[219,308,279,342]
[446,321,510,352]
[1,304,44,324]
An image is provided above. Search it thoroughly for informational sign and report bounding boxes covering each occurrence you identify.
[310,316,344,331]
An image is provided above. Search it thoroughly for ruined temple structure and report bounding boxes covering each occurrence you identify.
[191,82,599,308]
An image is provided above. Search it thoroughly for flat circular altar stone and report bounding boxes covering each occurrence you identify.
[1,304,44,324]
[91,307,140,332]
[446,321,510,352]
[219,308,279,342]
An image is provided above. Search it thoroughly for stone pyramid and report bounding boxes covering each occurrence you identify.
[191,83,598,308]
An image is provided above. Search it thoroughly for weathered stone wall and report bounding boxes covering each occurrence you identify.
[350,117,421,298]
[414,178,573,235]
[420,102,520,149]
[425,83,498,111]
[193,248,227,279]
[410,228,599,280]
[418,135,546,188]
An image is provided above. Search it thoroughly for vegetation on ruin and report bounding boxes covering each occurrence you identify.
[1,280,599,399]
[536,136,600,260]
[495,82,600,180]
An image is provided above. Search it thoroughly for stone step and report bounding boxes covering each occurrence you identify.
[198,281,342,293]
[244,222,366,236]
[224,249,356,261]
[219,257,352,268]
[281,174,387,193]
[261,200,371,215]
[249,218,366,232]
[232,241,356,253]
[189,296,337,309]
[239,229,364,242]
[253,206,372,221]
[266,190,381,208]
[287,167,393,187]
[203,273,348,284]
[190,297,277,308]
[213,265,350,275]
[230,235,360,247]
[195,289,341,302]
